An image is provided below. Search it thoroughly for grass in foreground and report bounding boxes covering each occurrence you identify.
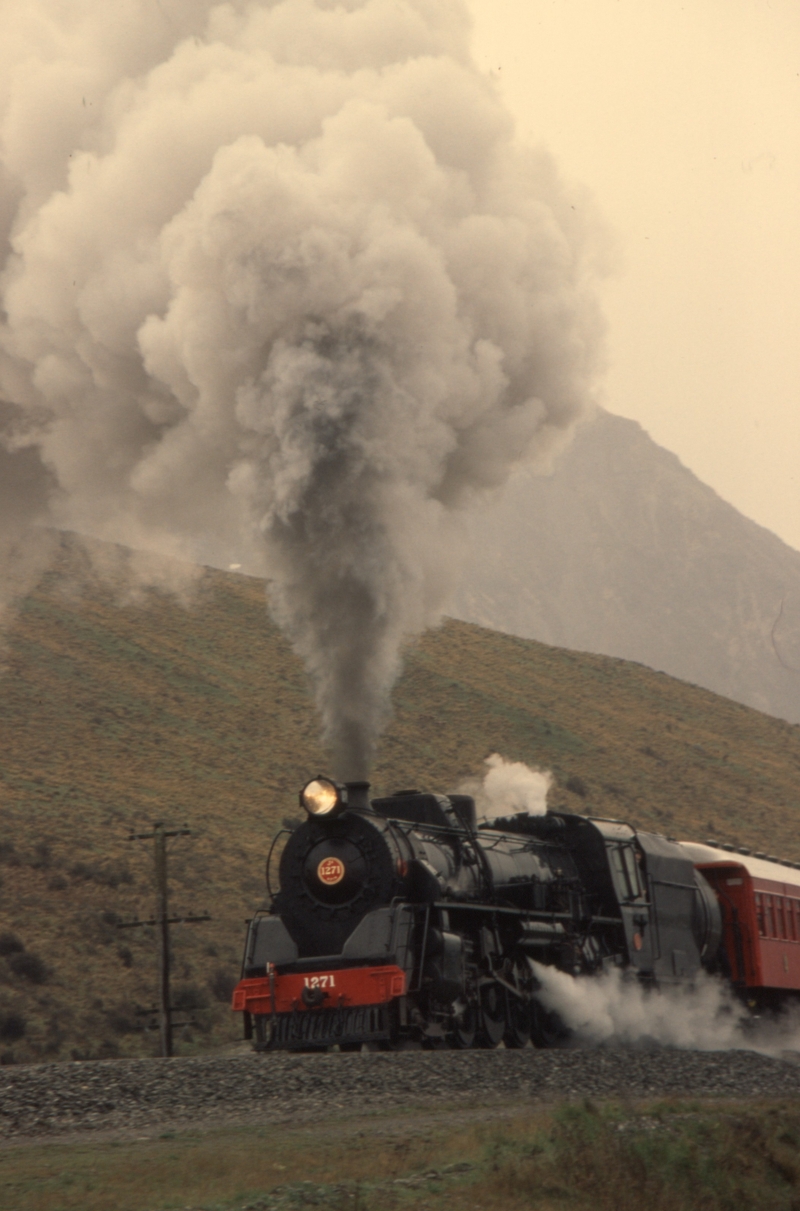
[2,1099,800,1211]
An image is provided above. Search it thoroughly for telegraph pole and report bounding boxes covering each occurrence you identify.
[154,823,174,1059]
[123,823,209,1058]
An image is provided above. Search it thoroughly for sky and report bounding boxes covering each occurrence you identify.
[468,0,800,551]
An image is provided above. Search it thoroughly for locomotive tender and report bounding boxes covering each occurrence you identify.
[231,777,799,1050]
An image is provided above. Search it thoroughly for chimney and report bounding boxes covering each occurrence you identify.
[345,781,371,811]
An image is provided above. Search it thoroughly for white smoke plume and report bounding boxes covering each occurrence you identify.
[464,752,553,821]
[0,0,605,777]
[531,960,800,1057]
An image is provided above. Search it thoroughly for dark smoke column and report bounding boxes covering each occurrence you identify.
[258,332,407,777]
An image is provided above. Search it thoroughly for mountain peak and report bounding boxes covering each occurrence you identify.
[452,409,800,723]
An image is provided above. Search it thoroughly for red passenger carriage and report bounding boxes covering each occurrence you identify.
[682,843,800,1006]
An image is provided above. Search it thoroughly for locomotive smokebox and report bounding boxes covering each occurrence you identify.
[345,781,371,811]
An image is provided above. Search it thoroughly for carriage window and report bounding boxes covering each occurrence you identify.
[766,896,776,937]
[777,898,786,939]
[755,894,765,937]
[790,900,797,941]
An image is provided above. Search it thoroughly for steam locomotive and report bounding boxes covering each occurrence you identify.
[231,777,800,1049]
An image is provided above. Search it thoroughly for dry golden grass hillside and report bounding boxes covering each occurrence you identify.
[1,534,799,1064]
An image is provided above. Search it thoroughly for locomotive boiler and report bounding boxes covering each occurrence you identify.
[232,777,724,1050]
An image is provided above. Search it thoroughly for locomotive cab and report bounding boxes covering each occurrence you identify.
[491,810,722,983]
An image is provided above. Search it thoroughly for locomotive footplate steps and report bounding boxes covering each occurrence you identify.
[254,1003,394,1049]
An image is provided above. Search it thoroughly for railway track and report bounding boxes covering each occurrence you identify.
[2,1047,800,1141]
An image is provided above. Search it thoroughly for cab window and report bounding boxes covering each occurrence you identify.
[610,845,644,901]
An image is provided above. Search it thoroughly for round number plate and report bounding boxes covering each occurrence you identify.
[317,856,345,885]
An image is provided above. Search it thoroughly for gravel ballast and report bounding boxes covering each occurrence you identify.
[2,1048,800,1139]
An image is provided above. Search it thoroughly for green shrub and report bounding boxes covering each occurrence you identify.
[70,861,133,888]
[208,967,237,1002]
[30,841,52,869]
[172,983,209,1012]
[0,932,24,957]
[0,1012,25,1041]
[566,774,588,797]
[8,951,48,983]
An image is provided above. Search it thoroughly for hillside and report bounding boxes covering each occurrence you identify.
[1,534,800,1064]
[453,409,800,724]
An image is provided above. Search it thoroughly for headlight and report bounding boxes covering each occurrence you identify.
[300,777,346,818]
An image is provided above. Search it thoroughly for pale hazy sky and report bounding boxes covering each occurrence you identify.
[469,0,800,551]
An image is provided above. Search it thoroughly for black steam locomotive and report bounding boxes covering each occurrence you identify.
[232,777,725,1049]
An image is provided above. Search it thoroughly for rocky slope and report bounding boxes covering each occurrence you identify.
[453,410,800,724]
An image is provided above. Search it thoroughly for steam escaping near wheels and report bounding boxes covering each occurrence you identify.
[528,960,800,1055]
[0,1,605,776]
